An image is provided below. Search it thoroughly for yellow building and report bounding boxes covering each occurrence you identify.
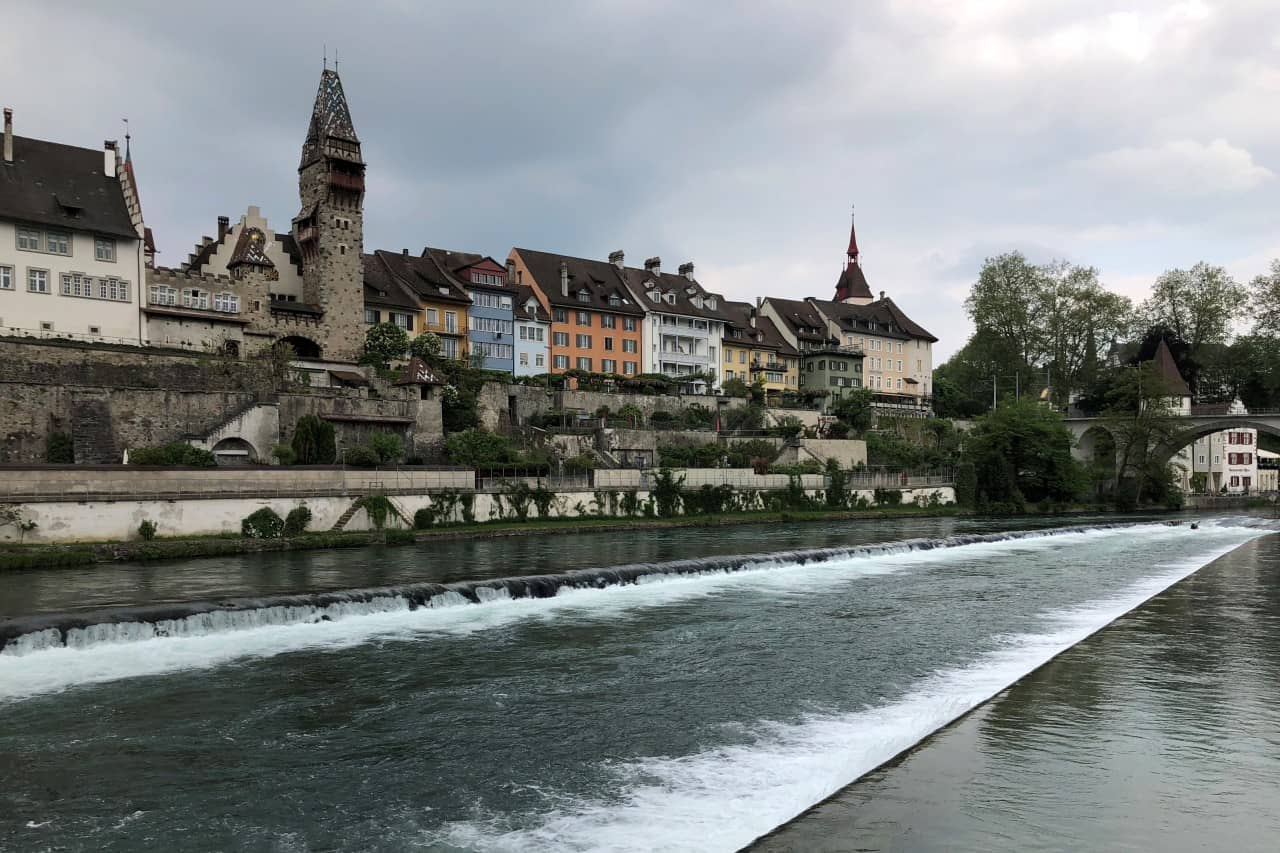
[362,249,470,359]
[722,301,801,399]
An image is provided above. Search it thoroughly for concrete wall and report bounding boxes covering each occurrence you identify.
[776,439,868,468]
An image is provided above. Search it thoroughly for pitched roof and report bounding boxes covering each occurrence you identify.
[619,265,732,324]
[422,247,514,295]
[811,296,938,343]
[513,248,646,316]
[227,227,275,269]
[362,252,428,311]
[833,263,873,302]
[0,136,137,239]
[722,301,799,355]
[513,284,549,321]
[763,297,838,344]
[1151,339,1191,397]
[300,69,360,168]
[369,249,471,305]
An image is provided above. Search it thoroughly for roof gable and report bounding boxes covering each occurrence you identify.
[0,136,137,239]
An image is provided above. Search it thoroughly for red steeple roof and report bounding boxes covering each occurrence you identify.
[846,205,859,263]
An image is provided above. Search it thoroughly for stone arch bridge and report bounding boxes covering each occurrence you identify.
[1065,413,1280,466]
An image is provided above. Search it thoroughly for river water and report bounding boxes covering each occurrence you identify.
[0,515,1275,851]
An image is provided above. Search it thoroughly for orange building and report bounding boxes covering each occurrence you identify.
[508,248,645,376]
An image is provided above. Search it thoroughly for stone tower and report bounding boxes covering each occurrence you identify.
[293,68,367,361]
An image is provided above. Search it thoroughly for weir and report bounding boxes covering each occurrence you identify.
[0,522,1172,656]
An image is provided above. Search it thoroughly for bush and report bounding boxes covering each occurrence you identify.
[826,421,851,439]
[343,446,381,468]
[680,405,715,429]
[649,410,678,428]
[241,507,285,539]
[129,442,217,467]
[873,487,904,507]
[386,529,416,545]
[356,495,394,530]
[369,433,404,464]
[562,454,596,476]
[722,405,765,432]
[414,507,436,529]
[769,415,805,439]
[651,468,685,517]
[360,322,410,370]
[954,461,977,508]
[137,520,158,541]
[444,429,520,468]
[725,439,781,469]
[658,441,726,468]
[283,505,313,536]
[292,415,336,465]
[47,432,74,463]
[272,443,297,466]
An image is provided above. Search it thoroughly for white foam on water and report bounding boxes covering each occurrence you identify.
[0,522,1253,703]
[424,536,1264,853]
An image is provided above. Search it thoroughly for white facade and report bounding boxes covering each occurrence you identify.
[1190,429,1259,494]
[0,218,144,344]
[643,312,724,389]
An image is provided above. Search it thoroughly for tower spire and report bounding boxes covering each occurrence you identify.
[846,204,860,267]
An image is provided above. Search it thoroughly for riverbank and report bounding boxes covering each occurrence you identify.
[0,505,983,571]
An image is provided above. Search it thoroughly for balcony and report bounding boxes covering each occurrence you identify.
[328,172,365,192]
[803,343,864,357]
[749,361,785,373]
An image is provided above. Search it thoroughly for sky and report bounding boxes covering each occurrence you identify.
[3,0,1277,360]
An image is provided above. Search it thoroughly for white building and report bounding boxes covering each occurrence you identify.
[513,283,549,376]
[1190,423,1259,494]
[0,108,147,344]
[619,257,728,392]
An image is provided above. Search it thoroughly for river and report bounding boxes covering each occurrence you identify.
[0,515,1275,851]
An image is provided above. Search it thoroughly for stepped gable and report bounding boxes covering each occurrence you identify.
[1150,339,1191,397]
[513,248,646,315]
[0,135,136,239]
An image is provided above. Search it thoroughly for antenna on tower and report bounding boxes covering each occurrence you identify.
[334,49,339,72]
[323,44,328,71]
[122,118,131,160]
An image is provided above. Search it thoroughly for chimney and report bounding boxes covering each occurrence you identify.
[103,140,118,178]
[506,258,516,284]
[560,261,569,297]
[748,305,758,329]
[217,216,230,242]
[608,249,625,269]
[644,256,661,276]
[678,262,694,280]
[2,108,12,164]
[403,248,410,256]
[879,290,885,301]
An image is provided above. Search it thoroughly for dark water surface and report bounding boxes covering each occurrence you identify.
[0,515,1272,852]
[754,531,1280,853]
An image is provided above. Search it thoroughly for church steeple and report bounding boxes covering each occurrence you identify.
[833,205,873,305]
[300,68,362,170]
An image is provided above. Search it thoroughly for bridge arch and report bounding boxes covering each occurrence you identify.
[1151,418,1280,468]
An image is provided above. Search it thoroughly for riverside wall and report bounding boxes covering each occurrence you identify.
[0,466,954,544]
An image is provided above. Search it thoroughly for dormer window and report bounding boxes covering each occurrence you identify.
[648,290,661,302]
[705,297,716,310]
[577,289,591,303]
[608,294,621,306]
[471,271,503,286]
[692,296,703,309]
[663,292,675,305]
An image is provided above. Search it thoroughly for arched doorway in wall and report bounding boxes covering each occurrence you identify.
[279,336,322,359]
[211,437,257,466]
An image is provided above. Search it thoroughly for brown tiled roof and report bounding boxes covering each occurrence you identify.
[811,297,937,343]
[227,227,275,269]
[362,252,426,311]
[423,247,517,296]
[368,249,470,306]
[513,284,549,321]
[0,136,137,239]
[619,266,733,324]
[513,248,646,316]
[1151,339,1191,397]
[722,301,799,356]
[763,297,837,344]
[833,264,873,302]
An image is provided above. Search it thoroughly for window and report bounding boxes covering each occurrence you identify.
[94,237,116,262]
[519,352,529,366]
[0,266,10,289]
[577,357,593,371]
[576,311,592,326]
[623,339,637,353]
[46,231,69,255]
[472,317,513,334]
[623,361,638,375]
[392,312,413,330]
[100,278,128,302]
[726,370,735,380]
[61,273,91,297]
[724,349,732,363]
[471,271,504,286]
[88,326,100,335]
[445,311,458,333]
[604,337,614,351]
[150,284,177,306]
[602,359,617,373]
[426,308,439,328]
[739,350,746,364]
[214,292,239,313]
[473,342,513,360]
[554,308,568,323]
[577,290,591,304]
[553,332,569,346]
[365,308,380,325]
[623,317,637,332]
[575,334,592,348]
[27,269,49,293]
[17,228,41,251]
[40,321,53,331]
[441,337,460,359]
[608,294,621,306]
[536,353,545,367]
[554,355,570,370]
[601,314,617,329]
[182,288,208,309]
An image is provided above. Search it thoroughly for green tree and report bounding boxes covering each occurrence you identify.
[409,332,443,363]
[360,323,410,370]
[829,387,875,434]
[1138,262,1244,352]
[964,400,1086,506]
[292,415,336,465]
[1249,259,1280,336]
[444,429,521,468]
[1099,363,1188,506]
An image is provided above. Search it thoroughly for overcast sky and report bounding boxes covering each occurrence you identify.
[4,0,1277,359]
